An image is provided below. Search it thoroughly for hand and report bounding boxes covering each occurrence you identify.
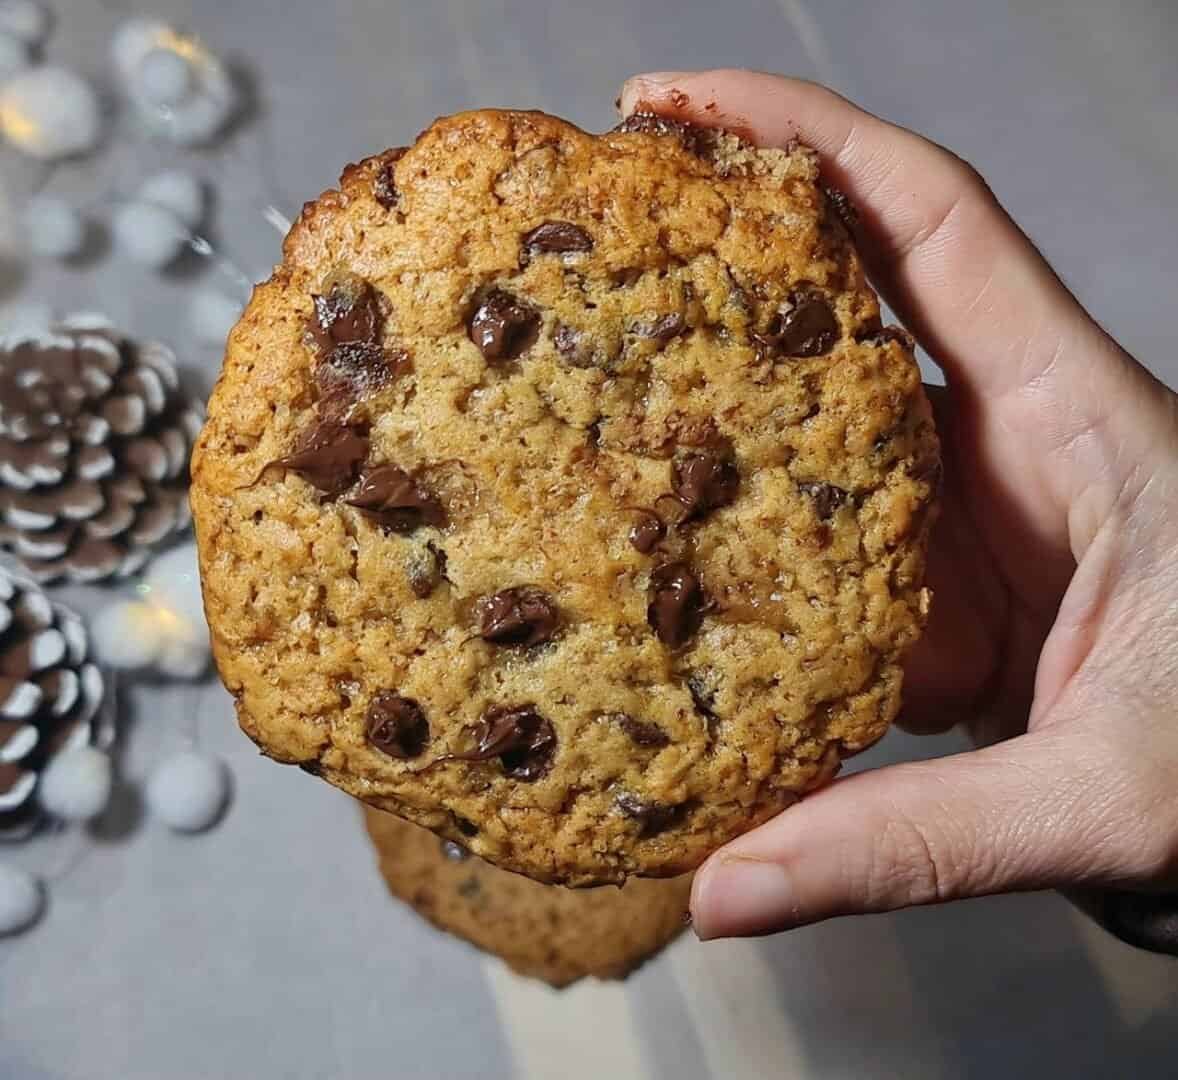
[618,70,1178,948]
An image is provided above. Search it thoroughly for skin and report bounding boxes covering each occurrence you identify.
[617,70,1178,943]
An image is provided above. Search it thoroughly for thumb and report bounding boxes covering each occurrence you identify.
[689,731,1142,939]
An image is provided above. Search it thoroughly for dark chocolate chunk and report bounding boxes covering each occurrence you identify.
[274,421,368,496]
[799,481,848,521]
[612,112,706,155]
[308,275,382,356]
[758,291,840,358]
[628,511,666,554]
[468,290,540,362]
[439,839,470,861]
[614,713,670,748]
[521,221,593,260]
[452,705,556,781]
[631,312,686,345]
[366,692,429,758]
[373,148,407,209]
[647,561,705,648]
[346,463,443,532]
[614,792,687,837]
[478,587,558,647]
[671,451,739,521]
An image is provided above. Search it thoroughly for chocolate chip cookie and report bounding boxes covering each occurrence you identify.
[363,805,690,987]
[192,109,938,885]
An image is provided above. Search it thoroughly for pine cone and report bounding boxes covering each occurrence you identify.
[0,568,107,839]
[0,315,204,582]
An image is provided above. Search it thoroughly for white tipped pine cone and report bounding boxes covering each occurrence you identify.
[0,569,107,838]
[0,317,203,582]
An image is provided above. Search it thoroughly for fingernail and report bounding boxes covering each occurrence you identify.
[618,72,687,117]
[691,854,800,940]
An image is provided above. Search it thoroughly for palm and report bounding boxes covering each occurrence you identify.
[901,388,1069,745]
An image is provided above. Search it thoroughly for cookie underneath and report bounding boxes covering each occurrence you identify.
[193,108,938,885]
[363,805,690,987]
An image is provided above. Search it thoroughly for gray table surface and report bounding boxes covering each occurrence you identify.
[1,1,1176,1078]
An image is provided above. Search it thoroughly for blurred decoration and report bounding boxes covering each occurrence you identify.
[0,32,29,81]
[111,197,187,267]
[145,748,228,832]
[0,566,108,840]
[0,315,203,583]
[92,541,210,680]
[36,742,111,822]
[0,2,50,47]
[137,169,204,231]
[111,17,238,146]
[19,193,85,259]
[0,859,42,934]
[0,64,102,160]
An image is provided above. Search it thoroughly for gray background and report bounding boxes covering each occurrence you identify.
[1,1,1176,1078]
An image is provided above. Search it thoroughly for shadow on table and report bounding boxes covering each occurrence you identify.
[753,729,1177,1079]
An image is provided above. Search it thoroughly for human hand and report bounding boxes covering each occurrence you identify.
[618,70,1178,949]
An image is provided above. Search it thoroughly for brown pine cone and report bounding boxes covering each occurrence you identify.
[0,568,107,838]
[0,315,203,582]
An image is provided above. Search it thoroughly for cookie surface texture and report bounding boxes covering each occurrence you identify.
[363,805,690,987]
[192,109,939,885]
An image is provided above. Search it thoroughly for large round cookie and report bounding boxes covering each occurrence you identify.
[192,109,938,886]
[363,805,690,987]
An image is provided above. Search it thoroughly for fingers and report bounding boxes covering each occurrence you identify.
[689,731,1155,939]
[618,71,1140,407]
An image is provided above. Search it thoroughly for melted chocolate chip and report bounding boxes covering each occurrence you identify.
[552,323,598,369]
[612,112,706,155]
[407,542,446,598]
[614,792,687,837]
[614,713,670,748]
[468,290,540,362]
[628,511,666,554]
[452,705,556,781]
[366,692,430,758]
[824,186,858,229]
[758,291,840,358]
[478,587,559,647]
[439,839,470,861]
[671,451,739,521]
[274,422,368,495]
[346,464,444,532]
[799,481,848,521]
[631,312,686,345]
[373,148,407,209]
[686,673,720,738]
[315,340,402,415]
[857,325,915,351]
[647,561,705,648]
[521,221,593,261]
[453,815,479,838]
[653,492,692,528]
[308,276,382,356]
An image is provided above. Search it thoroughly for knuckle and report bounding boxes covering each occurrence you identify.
[866,815,958,909]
